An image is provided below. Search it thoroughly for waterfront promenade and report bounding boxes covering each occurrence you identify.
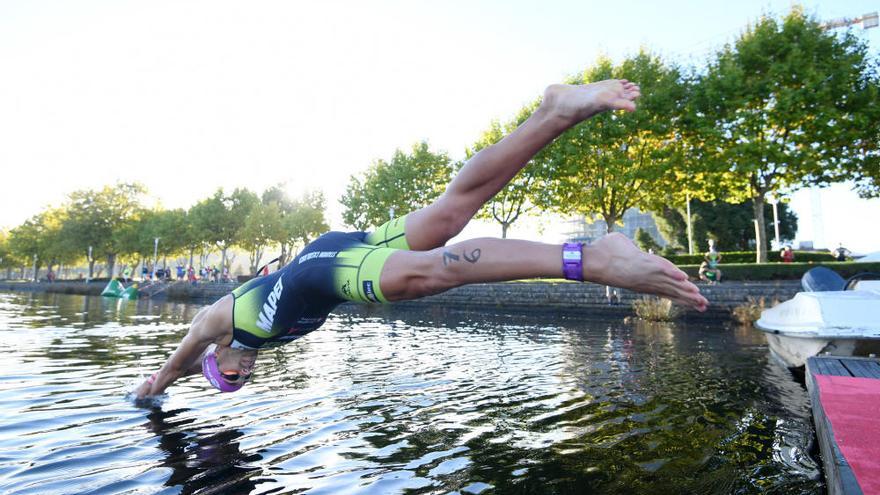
[0,279,801,318]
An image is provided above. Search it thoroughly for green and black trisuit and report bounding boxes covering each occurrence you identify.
[229,216,409,350]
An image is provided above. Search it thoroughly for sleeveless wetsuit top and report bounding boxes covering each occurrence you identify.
[228,216,409,350]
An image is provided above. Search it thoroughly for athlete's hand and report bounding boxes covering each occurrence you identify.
[134,373,158,399]
[584,233,708,311]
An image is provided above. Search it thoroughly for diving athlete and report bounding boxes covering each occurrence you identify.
[135,80,709,398]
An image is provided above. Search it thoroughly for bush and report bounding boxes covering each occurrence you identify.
[678,261,880,281]
[632,296,681,321]
[732,296,778,325]
[664,250,835,265]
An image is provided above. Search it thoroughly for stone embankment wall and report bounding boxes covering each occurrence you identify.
[0,279,801,318]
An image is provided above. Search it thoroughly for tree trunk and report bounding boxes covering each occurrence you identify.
[501,222,509,239]
[752,194,768,263]
[280,243,289,267]
[220,247,227,275]
[88,259,95,280]
[188,247,195,268]
[604,215,619,234]
[107,254,117,279]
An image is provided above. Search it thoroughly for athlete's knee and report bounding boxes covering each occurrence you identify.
[430,198,473,241]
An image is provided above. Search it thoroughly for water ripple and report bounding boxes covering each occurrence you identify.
[0,292,820,494]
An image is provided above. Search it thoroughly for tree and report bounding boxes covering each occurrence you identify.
[0,230,14,279]
[340,141,454,230]
[693,9,880,261]
[238,202,283,274]
[62,183,147,278]
[282,191,329,264]
[652,199,797,251]
[539,52,688,233]
[467,108,543,238]
[116,208,190,276]
[8,208,74,280]
[190,188,260,271]
[259,186,329,266]
[634,228,661,253]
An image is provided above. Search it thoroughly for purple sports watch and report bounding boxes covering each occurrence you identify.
[562,243,583,281]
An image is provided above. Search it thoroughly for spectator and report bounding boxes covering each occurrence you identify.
[187,265,196,284]
[700,240,722,284]
[177,264,185,280]
[780,246,795,263]
[831,243,851,262]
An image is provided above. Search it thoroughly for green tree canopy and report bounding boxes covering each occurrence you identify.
[259,186,329,266]
[340,141,454,230]
[61,183,147,278]
[238,202,283,274]
[8,207,76,279]
[653,199,797,252]
[466,105,544,238]
[190,188,260,270]
[538,51,688,233]
[693,8,880,261]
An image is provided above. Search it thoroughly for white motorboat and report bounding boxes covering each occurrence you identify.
[755,267,880,368]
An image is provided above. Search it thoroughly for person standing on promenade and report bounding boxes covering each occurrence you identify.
[135,80,708,399]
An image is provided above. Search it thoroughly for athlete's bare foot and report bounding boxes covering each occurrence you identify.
[541,79,641,125]
[584,233,708,311]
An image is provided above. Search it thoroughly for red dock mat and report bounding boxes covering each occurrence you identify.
[815,374,880,494]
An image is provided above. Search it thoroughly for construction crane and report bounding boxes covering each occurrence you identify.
[821,12,879,30]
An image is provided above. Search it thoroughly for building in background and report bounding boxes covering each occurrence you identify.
[566,208,668,246]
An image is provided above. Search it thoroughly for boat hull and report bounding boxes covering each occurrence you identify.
[764,334,880,368]
[756,290,880,368]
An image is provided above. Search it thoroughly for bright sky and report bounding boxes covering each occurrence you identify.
[1,0,878,252]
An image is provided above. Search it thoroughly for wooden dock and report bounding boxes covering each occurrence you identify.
[806,356,880,495]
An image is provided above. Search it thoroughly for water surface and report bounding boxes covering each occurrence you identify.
[0,292,820,494]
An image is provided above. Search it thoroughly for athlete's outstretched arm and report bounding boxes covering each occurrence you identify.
[379,233,708,311]
[134,296,233,399]
[399,80,641,251]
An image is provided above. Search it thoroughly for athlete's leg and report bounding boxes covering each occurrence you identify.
[378,233,709,311]
[401,79,641,251]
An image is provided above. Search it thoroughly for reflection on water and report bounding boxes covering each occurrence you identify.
[0,292,820,494]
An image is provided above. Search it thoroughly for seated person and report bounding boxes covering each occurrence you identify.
[700,240,722,283]
[699,260,721,284]
[780,246,794,263]
[831,243,851,262]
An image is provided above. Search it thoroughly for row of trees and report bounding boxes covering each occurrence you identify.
[0,184,328,280]
[339,10,880,261]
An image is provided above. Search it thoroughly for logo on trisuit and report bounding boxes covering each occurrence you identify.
[256,277,284,332]
[362,280,378,303]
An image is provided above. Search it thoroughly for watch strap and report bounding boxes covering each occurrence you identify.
[562,242,583,281]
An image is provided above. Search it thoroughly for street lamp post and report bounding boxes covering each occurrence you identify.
[86,246,92,283]
[152,238,160,281]
[768,195,781,251]
[686,192,694,255]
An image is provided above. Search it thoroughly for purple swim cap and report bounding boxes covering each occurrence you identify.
[202,350,244,393]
